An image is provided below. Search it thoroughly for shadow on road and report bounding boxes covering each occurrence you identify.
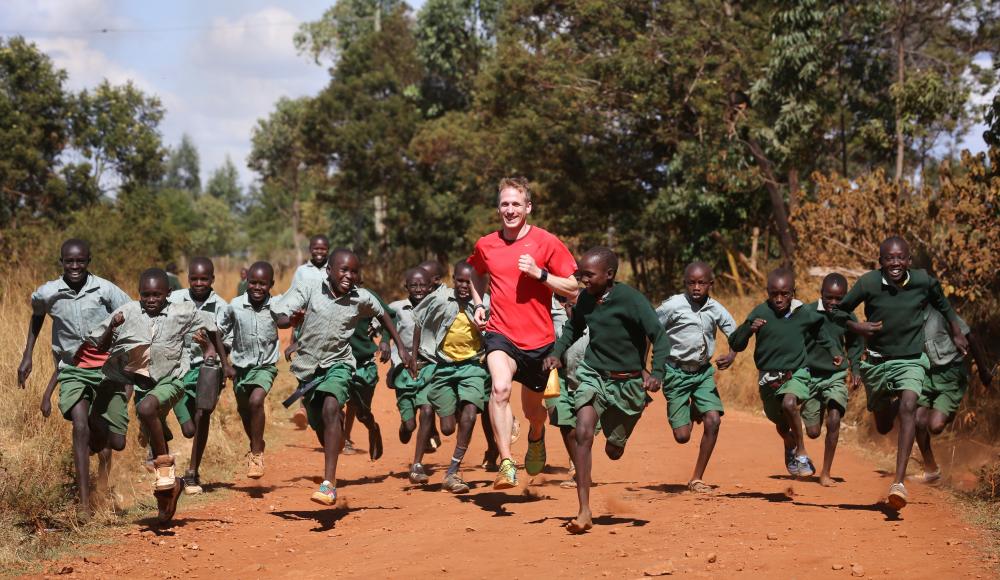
[526,514,650,528]
[270,505,401,532]
[636,483,691,494]
[138,516,234,534]
[454,490,552,517]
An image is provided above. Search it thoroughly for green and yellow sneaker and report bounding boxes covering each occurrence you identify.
[525,437,546,476]
[493,458,518,490]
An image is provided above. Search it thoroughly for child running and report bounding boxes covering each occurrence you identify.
[273,248,412,505]
[910,306,991,484]
[655,261,737,493]
[19,239,131,518]
[287,234,331,429]
[728,268,840,480]
[219,261,281,479]
[834,236,967,509]
[387,268,434,446]
[168,257,234,495]
[546,294,589,488]
[800,273,862,486]
[544,247,669,533]
[411,260,492,493]
[89,268,224,524]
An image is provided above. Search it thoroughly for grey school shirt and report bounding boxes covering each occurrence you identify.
[655,294,737,366]
[220,293,281,368]
[923,308,971,368]
[88,301,213,385]
[290,261,327,291]
[31,273,131,368]
[388,298,417,368]
[272,281,384,380]
[412,286,482,363]
[168,289,228,367]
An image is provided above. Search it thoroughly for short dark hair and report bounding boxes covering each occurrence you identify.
[822,272,848,291]
[583,246,619,275]
[330,247,358,264]
[453,259,475,276]
[139,268,169,288]
[60,238,90,258]
[879,236,909,256]
[189,256,214,275]
[767,267,795,288]
[684,261,713,280]
[309,235,330,246]
[248,261,274,281]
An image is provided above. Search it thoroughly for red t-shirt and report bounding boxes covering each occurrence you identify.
[468,226,577,350]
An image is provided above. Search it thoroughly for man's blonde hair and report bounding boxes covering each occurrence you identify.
[497,176,532,205]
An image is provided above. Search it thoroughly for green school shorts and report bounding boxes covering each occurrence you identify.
[303,364,354,433]
[347,360,379,415]
[663,364,724,429]
[860,354,929,412]
[171,366,202,426]
[574,361,650,449]
[233,364,278,413]
[800,370,849,427]
[546,369,576,428]
[57,366,129,436]
[918,359,968,416]
[758,368,811,429]
[134,375,186,442]
[426,360,489,416]
[392,363,435,423]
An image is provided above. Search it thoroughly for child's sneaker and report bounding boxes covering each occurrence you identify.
[152,455,177,491]
[442,473,470,494]
[907,469,941,486]
[785,447,799,476]
[183,472,203,495]
[887,482,908,510]
[247,452,265,479]
[311,481,336,505]
[796,455,816,477]
[409,463,429,484]
[342,439,358,455]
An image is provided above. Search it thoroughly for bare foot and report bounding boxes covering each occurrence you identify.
[566,509,593,534]
[819,474,835,487]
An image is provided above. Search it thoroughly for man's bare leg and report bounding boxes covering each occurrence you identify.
[486,351,517,461]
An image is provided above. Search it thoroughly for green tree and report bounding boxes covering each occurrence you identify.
[205,156,242,209]
[162,134,201,193]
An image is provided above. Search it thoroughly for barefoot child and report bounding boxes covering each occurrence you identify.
[655,261,738,493]
[287,235,331,429]
[19,239,131,518]
[833,236,967,509]
[728,268,841,480]
[911,307,992,484]
[387,268,433,446]
[411,260,492,493]
[168,257,234,495]
[273,249,412,505]
[546,294,589,489]
[544,247,669,533]
[800,273,862,487]
[219,261,281,479]
[89,268,225,524]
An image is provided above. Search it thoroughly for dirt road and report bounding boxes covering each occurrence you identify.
[36,384,997,579]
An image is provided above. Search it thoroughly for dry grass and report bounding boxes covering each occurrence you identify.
[0,262,296,571]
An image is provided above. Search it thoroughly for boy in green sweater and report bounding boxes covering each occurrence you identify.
[834,237,967,509]
[729,268,840,480]
[800,273,863,487]
[544,247,669,534]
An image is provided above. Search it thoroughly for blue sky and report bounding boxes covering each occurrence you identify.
[0,1,420,188]
[1,1,989,192]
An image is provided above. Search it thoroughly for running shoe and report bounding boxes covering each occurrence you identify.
[183,472,203,495]
[342,439,358,455]
[907,470,942,486]
[247,452,265,479]
[409,463,429,484]
[311,481,337,505]
[153,457,177,492]
[796,455,816,477]
[442,473,470,494]
[493,458,518,489]
[887,482,908,510]
[785,446,799,476]
[525,437,546,476]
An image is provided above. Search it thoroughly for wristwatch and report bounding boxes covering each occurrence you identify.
[538,268,549,283]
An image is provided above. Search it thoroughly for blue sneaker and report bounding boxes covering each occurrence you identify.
[796,455,816,477]
[311,480,336,505]
[785,447,799,476]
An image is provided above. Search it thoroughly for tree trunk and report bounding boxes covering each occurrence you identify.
[292,197,303,267]
[894,0,907,183]
[745,136,796,268]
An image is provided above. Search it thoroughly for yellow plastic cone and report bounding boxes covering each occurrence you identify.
[543,368,561,399]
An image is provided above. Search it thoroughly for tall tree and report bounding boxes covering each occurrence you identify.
[162,134,201,193]
[205,156,242,209]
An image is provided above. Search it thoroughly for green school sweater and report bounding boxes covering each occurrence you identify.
[551,283,669,380]
[801,301,863,374]
[349,290,393,365]
[835,269,956,357]
[729,300,836,371]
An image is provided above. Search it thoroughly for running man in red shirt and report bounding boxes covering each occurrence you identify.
[469,177,579,489]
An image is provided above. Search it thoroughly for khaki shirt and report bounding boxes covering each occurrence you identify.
[923,308,971,367]
[388,299,416,368]
[220,293,281,368]
[168,289,227,367]
[31,273,131,368]
[273,281,384,379]
[88,301,214,384]
[656,294,737,366]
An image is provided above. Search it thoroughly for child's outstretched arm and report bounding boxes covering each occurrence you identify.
[93,312,125,353]
[39,367,59,417]
[378,312,414,377]
[18,314,46,388]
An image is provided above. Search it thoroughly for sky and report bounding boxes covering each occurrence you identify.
[1,1,990,192]
[0,0,419,188]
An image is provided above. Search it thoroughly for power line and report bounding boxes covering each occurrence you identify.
[0,20,301,37]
